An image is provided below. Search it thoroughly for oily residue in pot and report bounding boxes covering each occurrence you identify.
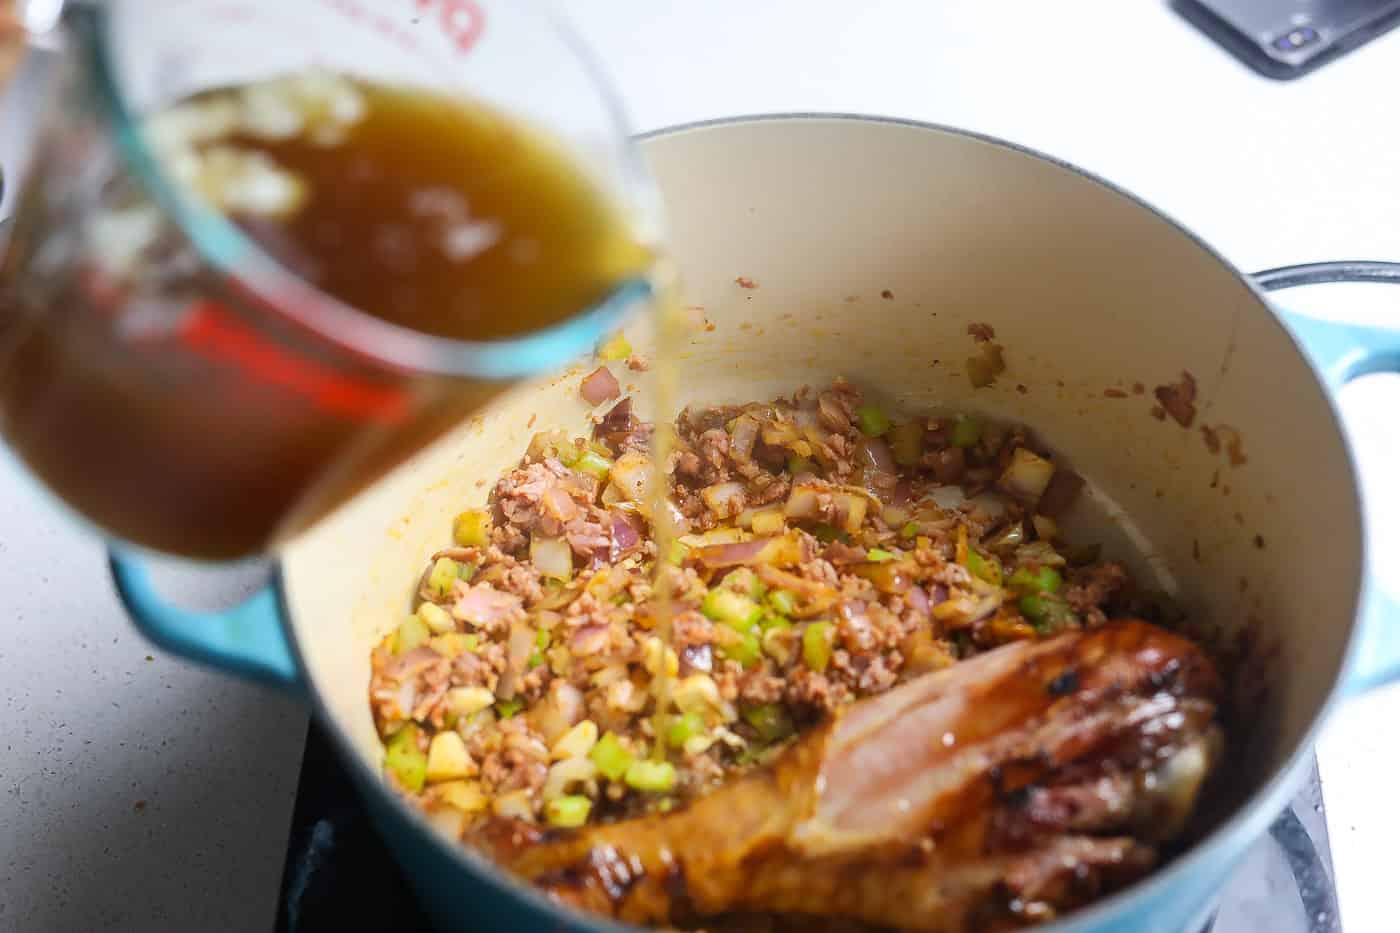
[966,323,996,343]
[965,323,1005,389]
[1153,372,1198,428]
[1201,424,1248,467]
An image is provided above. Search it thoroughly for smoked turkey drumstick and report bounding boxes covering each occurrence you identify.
[480,619,1224,932]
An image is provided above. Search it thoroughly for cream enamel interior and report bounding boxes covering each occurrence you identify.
[280,117,1362,856]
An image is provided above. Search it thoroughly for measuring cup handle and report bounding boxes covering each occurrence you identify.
[1254,260,1400,691]
[109,550,302,691]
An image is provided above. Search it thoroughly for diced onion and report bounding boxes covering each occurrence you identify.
[968,493,1010,520]
[581,366,621,405]
[784,483,823,519]
[927,485,968,510]
[730,415,760,460]
[492,789,536,821]
[701,481,747,519]
[425,806,467,840]
[530,535,574,581]
[549,720,599,761]
[832,492,868,534]
[609,451,653,505]
[751,508,786,536]
[999,448,1056,504]
[679,527,748,548]
[881,504,911,527]
[530,681,584,745]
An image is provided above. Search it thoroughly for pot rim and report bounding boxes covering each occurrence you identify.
[280,112,1369,933]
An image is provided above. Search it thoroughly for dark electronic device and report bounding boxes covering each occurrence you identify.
[1174,0,1400,78]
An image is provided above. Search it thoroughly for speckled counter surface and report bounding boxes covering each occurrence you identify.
[3,2,1400,931]
[0,459,307,931]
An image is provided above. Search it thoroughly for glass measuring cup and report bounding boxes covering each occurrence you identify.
[0,0,660,560]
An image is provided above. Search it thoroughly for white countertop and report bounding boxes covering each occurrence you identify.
[3,2,1399,930]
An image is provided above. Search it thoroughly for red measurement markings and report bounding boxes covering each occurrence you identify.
[177,300,410,424]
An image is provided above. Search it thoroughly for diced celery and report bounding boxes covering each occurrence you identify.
[597,331,632,362]
[384,724,428,792]
[1009,565,1062,594]
[666,712,705,748]
[856,405,892,437]
[762,625,797,665]
[545,794,593,828]
[786,455,816,476]
[900,521,920,539]
[428,633,476,659]
[950,416,984,448]
[803,622,834,672]
[535,628,552,650]
[1019,593,1078,633]
[665,539,690,566]
[574,449,613,480]
[528,652,544,669]
[396,616,431,655]
[889,420,925,466]
[701,589,762,629]
[461,633,480,652]
[453,509,492,548]
[742,703,795,743]
[590,732,634,781]
[724,567,765,601]
[766,589,797,617]
[496,697,524,719]
[555,441,581,467]
[965,549,1003,586]
[759,612,792,633]
[719,628,761,668]
[624,759,677,793]
[428,557,462,598]
[865,547,897,563]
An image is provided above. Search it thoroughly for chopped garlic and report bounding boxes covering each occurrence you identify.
[194,146,307,218]
[672,674,722,717]
[641,636,679,678]
[85,206,164,279]
[145,96,241,152]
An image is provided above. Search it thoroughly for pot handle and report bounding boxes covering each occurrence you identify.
[109,551,301,691]
[1253,260,1400,692]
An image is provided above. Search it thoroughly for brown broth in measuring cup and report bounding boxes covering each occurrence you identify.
[0,72,653,559]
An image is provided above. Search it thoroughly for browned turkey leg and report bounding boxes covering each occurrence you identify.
[480,620,1223,931]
